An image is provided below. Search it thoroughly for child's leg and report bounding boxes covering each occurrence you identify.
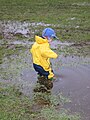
[33,63,49,78]
[33,63,53,90]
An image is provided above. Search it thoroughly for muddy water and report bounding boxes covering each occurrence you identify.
[19,55,90,120]
[0,21,55,39]
[52,64,90,120]
[51,54,90,120]
[0,40,90,120]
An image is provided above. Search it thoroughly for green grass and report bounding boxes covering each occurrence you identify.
[0,83,80,120]
[0,1,89,119]
[0,0,90,42]
[0,43,27,64]
[0,0,89,24]
[0,83,39,120]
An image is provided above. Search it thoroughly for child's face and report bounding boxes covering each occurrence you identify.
[48,38,53,43]
[44,36,53,43]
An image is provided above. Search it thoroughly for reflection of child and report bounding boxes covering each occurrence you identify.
[30,28,58,80]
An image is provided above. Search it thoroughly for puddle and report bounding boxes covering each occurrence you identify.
[0,42,90,120]
[0,21,90,120]
[50,40,74,49]
[12,40,34,46]
[52,64,90,120]
[0,21,56,39]
[10,40,73,49]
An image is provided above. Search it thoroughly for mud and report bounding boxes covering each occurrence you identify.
[17,56,90,120]
[0,21,56,39]
[0,35,90,120]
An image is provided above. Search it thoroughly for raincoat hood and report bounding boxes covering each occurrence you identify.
[35,35,48,44]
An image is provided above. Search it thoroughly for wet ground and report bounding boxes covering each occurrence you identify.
[53,64,90,120]
[19,56,90,120]
[0,40,90,120]
[0,21,55,40]
[0,21,90,120]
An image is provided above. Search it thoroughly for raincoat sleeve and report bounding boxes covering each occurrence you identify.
[41,44,58,58]
[30,48,32,53]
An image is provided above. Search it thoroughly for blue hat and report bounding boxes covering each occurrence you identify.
[42,28,58,40]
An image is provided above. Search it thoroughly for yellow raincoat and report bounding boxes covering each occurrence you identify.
[30,36,58,79]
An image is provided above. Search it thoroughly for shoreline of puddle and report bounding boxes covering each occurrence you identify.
[0,21,90,120]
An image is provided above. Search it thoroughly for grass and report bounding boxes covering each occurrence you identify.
[0,0,90,23]
[0,43,27,64]
[0,83,80,120]
[0,83,33,120]
[0,0,89,119]
[0,0,90,42]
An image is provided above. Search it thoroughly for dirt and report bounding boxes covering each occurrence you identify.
[0,36,90,120]
[18,55,90,120]
[0,21,54,39]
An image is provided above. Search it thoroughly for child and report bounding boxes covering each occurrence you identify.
[30,28,58,89]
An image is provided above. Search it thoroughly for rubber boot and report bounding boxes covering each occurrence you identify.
[37,76,53,90]
[44,79,53,90]
[37,76,47,85]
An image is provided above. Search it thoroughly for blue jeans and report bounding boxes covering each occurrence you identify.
[33,63,49,78]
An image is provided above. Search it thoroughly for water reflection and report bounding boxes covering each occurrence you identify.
[33,76,53,93]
